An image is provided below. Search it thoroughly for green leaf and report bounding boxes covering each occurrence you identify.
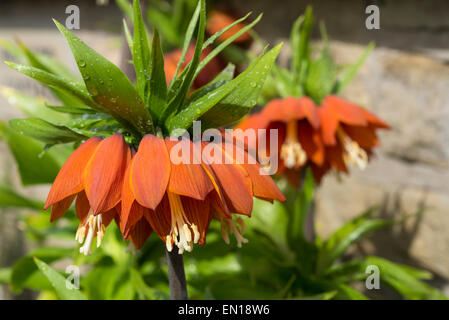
[0,268,12,284]
[1,87,69,123]
[305,50,336,104]
[166,44,281,131]
[335,283,369,300]
[168,0,201,89]
[53,20,154,135]
[4,62,101,112]
[291,6,313,83]
[45,105,96,115]
[9,118,87,144]
[163,0,206,121]
[132,0,151,103]
[0,121,64,185]
[116,0,133,20]
[16,40,83,107]
[147,28,167,123]
[316,210,391,275]
[364,256,446,300]
[185,63,235,104]
[34,257,87,300]
[195,13,262,78]
[10,247,74,293]
[333,42,374,94]
[123,19,133,53]
[202,12,252,50]
[287,168,315,244]
[0,184,43,209]
[196,44,281,129]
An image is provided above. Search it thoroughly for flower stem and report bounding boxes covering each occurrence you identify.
[166,248,188,300]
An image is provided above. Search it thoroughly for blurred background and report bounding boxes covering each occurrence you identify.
[0,0,448,299]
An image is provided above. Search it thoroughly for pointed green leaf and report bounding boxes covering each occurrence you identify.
[1,87,69,123]
[195,13,262,78]
[316,210,391,275]
[291,7,313,83]
[333,42,374,94]
[0,184,43,209]
[132,0,151,103]
[163,0,206,121]
[0,121,66,185]
[34,257,87,300]
[53,20,154,135]
[4,62,101,111]
[166,44,281,131]
[305,50,336,104]
[168,0,201,89]
[9,118,87,144]
[147,28,167,123]
[202,12,252,50]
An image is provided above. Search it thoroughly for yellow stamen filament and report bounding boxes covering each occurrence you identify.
[337,128,368,170]
[280,120,307,169]
[218,215,248,248]
[75,210,105,256]
[166,192,200,254]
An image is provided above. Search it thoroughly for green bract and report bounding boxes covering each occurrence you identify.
[261,6,374,104]
[3,0,279,148]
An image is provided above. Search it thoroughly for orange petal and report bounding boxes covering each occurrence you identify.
[324,96,367,126]
[131,135,170,210]
[120,159,136,233]
[318,105,339,146]
[342,124,380,149]
[360,108,391,129]
[128,218,153,249]
[298,97,320,129]
[143,194,171,241]
[50,194,76,222]
[298,121,325,166]
[202,142,253,216]
[239,150,285,202]
[44,137,101,209]
[326,144,347,172]
[165,139,214,200]
[75,191,90,223]
[83,134,130,214]
[123,202,146,237]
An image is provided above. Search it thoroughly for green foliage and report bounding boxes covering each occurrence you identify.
[262,6,374,104]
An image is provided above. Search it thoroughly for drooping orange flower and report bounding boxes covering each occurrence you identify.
[44,134,131,255]
[236,97,323,184]
[120,134,285,253]
[164,45,223,89]
[314,95,390,181]
[206,10,251,44]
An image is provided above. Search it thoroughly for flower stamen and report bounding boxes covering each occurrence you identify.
[166,192,199,254]
[280,120,307,169]
[337,128,368,170]
[217,215,248,248]
[76,210,105,256]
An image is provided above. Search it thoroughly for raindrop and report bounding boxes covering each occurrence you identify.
[250,82,256,88]
[79,60,86,67]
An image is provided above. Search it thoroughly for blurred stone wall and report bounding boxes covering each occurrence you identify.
[0,0,449,296]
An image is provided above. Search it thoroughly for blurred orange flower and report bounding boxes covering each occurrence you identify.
[237,95,390,184]
[313,95,390,181]
[237,97,323,184]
